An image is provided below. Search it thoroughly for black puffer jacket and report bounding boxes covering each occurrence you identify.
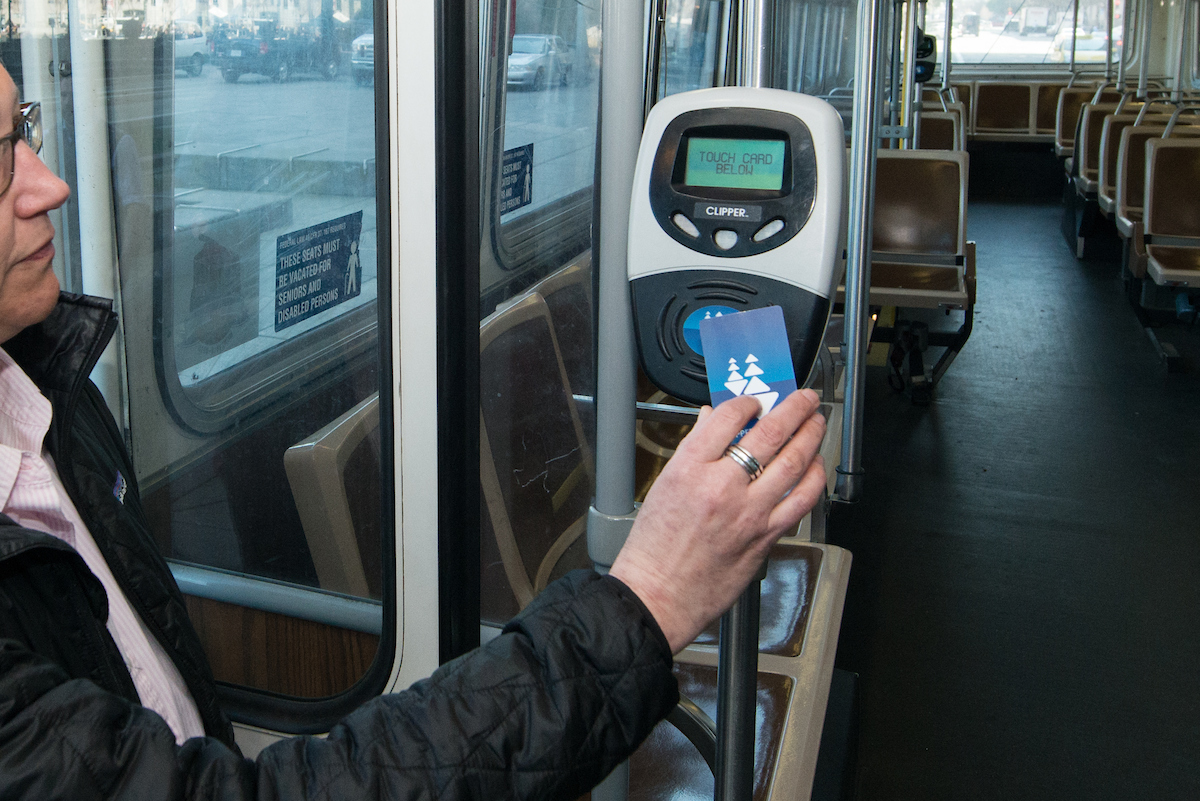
[0,294,678,800]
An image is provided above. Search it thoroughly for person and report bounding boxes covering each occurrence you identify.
[0,62,829,800]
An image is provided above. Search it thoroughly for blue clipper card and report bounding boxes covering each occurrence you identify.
[698,306,798,440]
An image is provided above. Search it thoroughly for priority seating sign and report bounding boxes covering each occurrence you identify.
[275,211,364,331]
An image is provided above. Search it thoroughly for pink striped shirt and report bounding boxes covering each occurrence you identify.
[0,346,205,744]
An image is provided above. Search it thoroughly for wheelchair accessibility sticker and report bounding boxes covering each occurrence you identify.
[275,211,364,331]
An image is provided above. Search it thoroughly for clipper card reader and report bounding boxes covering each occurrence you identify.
[628,87,845,405]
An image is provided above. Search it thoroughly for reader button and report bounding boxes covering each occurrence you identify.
[672,213,700,238]
[753,219,786,242]
[714,229,738,250]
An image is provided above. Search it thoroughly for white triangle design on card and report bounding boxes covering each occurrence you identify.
[754,392,780,415]
[725,379,749,396]
[745,376,771,394]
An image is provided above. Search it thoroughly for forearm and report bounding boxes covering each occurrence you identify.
[0,571,676,801]
[257,570,678,801]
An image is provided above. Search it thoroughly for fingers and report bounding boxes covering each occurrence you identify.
[765,456,827,534]
[736,389,821,464]
[750,405,826,500]
[679,395,762,461]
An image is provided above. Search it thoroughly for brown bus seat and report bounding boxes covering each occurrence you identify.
[968,81,1066,141]
[1036,83,1069,134]
[1055,86,1121,157]
[285,394,382,599]
[526,259,594,396]
[479,294,594,621]
[1115,124,1200,239]
[1144,139,1200,287]
[974,83,1031,134]
[869,149,972,309]
[917,111,964,151]
[1097,112,1167,215]
[1074,102,1135,196]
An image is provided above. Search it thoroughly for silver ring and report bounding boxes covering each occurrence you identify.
[724,444,764,481]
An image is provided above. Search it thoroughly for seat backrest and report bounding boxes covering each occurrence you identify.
[526,260,593,397]
[1145,139,1200,238]
[872,150,968,257]
[1099,114,1158,199]
[974,83,1031,131]
[1116,123,1200,222]
[478,293,594,623]
[1077,102,1127,178]
[917,112,961,151]
[1036,83,1069,133]
[284,394,382,598]
[1057,87,1121,149]
[953,83,973,132]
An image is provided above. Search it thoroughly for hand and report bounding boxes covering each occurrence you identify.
[610,389,827,654]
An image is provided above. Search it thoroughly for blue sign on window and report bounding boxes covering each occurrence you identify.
[274,211,364,331]
[500,143,534,215]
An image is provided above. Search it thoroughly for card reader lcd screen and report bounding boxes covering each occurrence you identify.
[684,137,786,191]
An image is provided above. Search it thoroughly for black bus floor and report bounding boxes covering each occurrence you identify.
[828,199,1200,800]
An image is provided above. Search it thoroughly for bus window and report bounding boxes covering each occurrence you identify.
[660,0,727,97]
[15,0,394,721]
[478,0,598,627]
[480,0,599,305]
[934,0,1126,67]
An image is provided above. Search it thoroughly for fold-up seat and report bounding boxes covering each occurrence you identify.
[867,149,973,311]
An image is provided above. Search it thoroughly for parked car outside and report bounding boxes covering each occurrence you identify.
[174,20,207,77]
[352,31,373,85]
[506,34,571,91]
[1048,29,1109,62]
[214,19,339,83]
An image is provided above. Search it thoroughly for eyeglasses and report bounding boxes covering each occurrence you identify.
[0,103,43,196]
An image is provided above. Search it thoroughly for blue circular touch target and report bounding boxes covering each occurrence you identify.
[682,305,739,354]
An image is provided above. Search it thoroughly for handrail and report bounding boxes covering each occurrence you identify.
[1114,90,1138,115]
[1090,81,1117,104]
[1135,98,1179,125]
[1163,105,1200,138]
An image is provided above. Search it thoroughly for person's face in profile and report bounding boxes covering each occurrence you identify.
[0,65,71,343]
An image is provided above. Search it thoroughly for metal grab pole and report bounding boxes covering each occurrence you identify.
[1171,0,1190,103]
[1137,0,1152,99]
[889,0,902,128]
[589,0,649,796]
[1069,0,1080,76]
[836,0,884,503]
[715,580,761,801]
[900,1,917,148]
[1116,0,1128,88]
[1105,0,1114,81]
[713,7,768,801]
[941,0,953,92]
